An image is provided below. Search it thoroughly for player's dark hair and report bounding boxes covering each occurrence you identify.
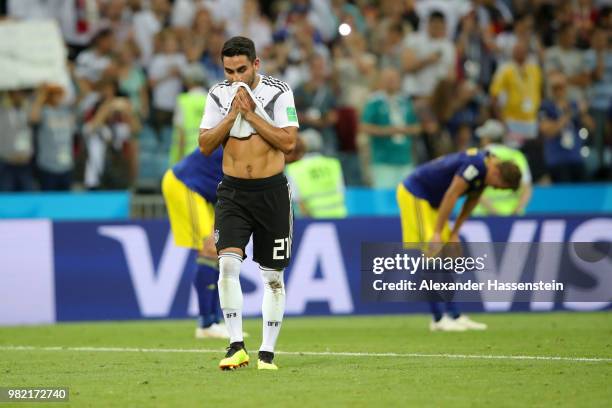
[498,161,522,191]
[429,10,445,22]
[221,36,257,62]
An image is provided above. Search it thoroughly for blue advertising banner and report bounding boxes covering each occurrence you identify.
[47,215,612,323]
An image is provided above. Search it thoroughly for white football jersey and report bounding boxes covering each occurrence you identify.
[200,75,300,130]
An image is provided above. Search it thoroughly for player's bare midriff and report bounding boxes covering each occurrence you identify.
[222,134,285,179]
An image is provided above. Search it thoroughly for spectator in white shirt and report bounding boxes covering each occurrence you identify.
[414,0,471,40]
[402,10,456,98]
[100,0,133,44]
[495,12,542,64]
[148,29,188,133]
[226,0,272,53]
[171,0,197,28]
[74,28,117,91]
[56,0,101,56]
[201,0,244,26]
[133,0,171,66]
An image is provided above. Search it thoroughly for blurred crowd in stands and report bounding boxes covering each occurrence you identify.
[0,0,611,192]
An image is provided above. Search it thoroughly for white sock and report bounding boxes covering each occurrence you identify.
[259,267,285,353]
[218,253,243,343]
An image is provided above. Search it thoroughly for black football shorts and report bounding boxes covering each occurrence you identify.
[214,173,293,269]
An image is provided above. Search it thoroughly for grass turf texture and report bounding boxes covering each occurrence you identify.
[0,312,610,407]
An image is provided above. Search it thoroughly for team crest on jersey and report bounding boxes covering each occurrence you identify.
[214,229,219,244]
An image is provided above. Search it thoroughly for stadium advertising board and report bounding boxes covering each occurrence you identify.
[0,216,610,325]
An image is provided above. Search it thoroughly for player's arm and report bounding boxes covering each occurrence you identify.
[432,175,469,242]
[478,196,499,215]
[198,114,236,155]
[514,182,532,215]
[198,92,238,156]
[451,189,484,238]
[237,88,297,154]
[245,110,298,154]
[284,135,305,164]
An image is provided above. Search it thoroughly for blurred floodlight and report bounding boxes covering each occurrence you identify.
[339,23,352,36]
[580,146,590,158]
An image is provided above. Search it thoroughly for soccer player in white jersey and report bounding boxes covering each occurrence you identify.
[198,36,299,370]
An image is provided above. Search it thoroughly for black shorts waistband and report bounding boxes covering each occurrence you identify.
[221,173,287,191]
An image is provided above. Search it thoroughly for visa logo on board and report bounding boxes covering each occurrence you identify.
[98,223,354,318]
[98,219,612,318]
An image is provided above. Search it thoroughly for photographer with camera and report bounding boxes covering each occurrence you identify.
[82,79,141,190]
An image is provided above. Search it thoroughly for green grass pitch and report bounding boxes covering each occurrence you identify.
[0,312,610,407]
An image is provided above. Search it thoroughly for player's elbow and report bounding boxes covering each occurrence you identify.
[198,130,213,156]
[199,145,211,156]
[198,141,211,156]
[281,137,297,155]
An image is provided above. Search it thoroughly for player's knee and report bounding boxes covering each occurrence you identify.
[201,236,217,259]
[261,268,284,292]
[218,252,242,280]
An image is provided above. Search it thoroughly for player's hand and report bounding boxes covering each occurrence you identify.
[235,88,256,115]
[229,97,240,120]
[234,92,249,116]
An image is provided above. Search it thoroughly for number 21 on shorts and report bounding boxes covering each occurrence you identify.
[273,237,291,260]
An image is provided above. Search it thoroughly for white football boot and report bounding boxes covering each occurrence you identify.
[454,315,488,330]
[430,315,468,332]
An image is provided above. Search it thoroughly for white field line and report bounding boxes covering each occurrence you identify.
[0,345,610,363]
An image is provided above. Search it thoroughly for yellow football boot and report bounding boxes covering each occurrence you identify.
[257,351,278,370]
[219,342,249,370]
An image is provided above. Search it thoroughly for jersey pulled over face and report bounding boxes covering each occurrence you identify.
[403,148,489,209]
[200,74,300,178]
[201,75,299,130]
